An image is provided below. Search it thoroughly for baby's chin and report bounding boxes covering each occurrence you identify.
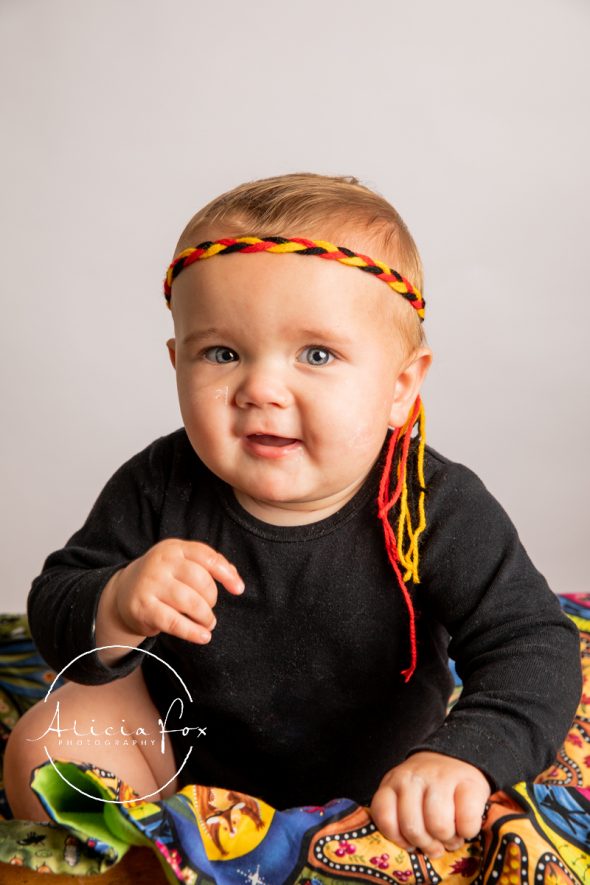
[230,475,362,527]
[233,481,316,510]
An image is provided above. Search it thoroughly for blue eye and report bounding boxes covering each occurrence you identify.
[299,346,335,366]
[202,346,238,364]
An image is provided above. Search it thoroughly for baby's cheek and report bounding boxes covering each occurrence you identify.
[178,383,233,442]
[345,423,374,449]
[181,379,229,408]
[213,385,230,406]
[340,389,391,449]
[333,418,383,458]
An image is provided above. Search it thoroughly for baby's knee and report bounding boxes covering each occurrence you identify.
[4,705,54,822]
[4,670,180,819]
[5,699,50,767]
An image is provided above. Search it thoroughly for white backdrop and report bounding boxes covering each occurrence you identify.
[1,0,588,609]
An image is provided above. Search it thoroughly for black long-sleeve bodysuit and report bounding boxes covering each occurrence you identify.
[27,427,582,809]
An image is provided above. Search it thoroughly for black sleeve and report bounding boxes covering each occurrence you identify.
[27,437,169,685]
[406,456,582,790]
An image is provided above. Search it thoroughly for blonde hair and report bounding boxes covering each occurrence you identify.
[172,171,427,358]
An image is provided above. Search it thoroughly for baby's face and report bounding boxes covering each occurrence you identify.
[168,234,431,525]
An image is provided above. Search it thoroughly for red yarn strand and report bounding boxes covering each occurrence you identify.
[377,397,422,682]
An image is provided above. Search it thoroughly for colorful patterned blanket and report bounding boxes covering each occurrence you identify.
[0,595,589,883]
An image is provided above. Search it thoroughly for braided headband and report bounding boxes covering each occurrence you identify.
[162,234,427,681]
[164,236,425,320]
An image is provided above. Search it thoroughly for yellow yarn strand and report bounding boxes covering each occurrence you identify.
[396,400,427,584]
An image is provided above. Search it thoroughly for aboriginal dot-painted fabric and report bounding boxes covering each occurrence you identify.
[0,596,588,883]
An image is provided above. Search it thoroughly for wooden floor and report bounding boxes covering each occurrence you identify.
[0,847,171,883]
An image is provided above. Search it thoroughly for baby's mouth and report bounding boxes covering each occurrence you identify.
[247,434,299,447]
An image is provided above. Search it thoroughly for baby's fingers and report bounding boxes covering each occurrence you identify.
[454,780,489,840]
[397,779,446,858]
[182,542,245,595]
[165,578,219,633]
[370,788,415,852]
[152,599,214,645]
[423,786,460,854]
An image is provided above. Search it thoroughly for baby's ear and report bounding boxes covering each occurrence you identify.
[388,349,432,428]
[166,338,176,370]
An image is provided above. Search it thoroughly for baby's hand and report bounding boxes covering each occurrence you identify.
[369,751,491,858]
[107,539,245,645]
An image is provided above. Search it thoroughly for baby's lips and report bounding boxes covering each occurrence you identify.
[249,434,299,446]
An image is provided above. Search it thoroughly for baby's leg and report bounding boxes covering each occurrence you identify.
[3,665,180,822]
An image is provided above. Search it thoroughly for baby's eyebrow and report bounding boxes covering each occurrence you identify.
[181,327,354,346]
[181,328,228,346]
[292,328,354,345]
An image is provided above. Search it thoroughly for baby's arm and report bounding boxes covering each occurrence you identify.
[28,435,243,682]
[371,457,582,856]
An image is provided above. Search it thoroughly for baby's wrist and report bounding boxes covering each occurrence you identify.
[94,569,146,665]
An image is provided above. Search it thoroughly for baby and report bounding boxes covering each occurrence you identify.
[5,171,582,860]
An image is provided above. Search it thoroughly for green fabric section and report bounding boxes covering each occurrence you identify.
[103,799,152,847]
[30,760,130,860]
[0,819,108,875]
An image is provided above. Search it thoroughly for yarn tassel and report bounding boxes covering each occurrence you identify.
[377,396,426,682]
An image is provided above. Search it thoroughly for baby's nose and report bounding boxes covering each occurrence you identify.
[234,364,292,409]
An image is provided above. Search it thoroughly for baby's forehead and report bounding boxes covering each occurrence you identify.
[174,252,397,325]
